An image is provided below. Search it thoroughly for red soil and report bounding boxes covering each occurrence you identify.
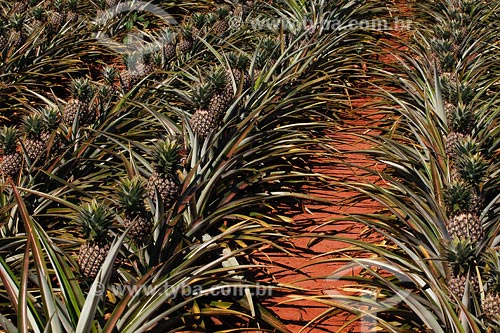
[257,2,412,328]
[255,100,387,333]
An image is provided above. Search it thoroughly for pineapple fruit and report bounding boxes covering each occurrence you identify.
[76,200,113,279]
[189,82,220,137]
[63,78,95,126]
[176,27,193,56]
[21,114,46,162]
[66,0,79,23]
[445,239,478,299]
[0,127,22,177]
[211,7,230,36]
[116,177,152,243]
[447,212,483,242]
[8,14,26,49]
[146,139,180,208]
[48,0,65,32]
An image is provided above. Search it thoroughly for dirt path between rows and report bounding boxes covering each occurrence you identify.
[259,2,411,330]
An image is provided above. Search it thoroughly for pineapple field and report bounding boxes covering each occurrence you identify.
[1,0,500,332]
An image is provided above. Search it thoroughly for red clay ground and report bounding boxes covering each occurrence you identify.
[258,2,412,329]
[256,100,387,333]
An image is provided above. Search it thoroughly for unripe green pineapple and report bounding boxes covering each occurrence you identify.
[116,177,152,243]
[76,200,113,279]
[0,126,21,177]
[21,114,46,161]
[444,239,478,299]
[447,212,483,242]
[63,78,95,126]
[483,249,500,321]
[146,139,180,208]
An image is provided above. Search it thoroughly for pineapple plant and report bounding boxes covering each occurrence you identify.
[189,83,220,137]
[445,239,478,299]
[0,127,21,178]
[116,177,152,243]
[447,212,483,242]
[119,53,149,91]
[483,249,500,322]
[21,114,46,162]
[146,138,180,208]
[62,78,95,126]
[76,200,113,279]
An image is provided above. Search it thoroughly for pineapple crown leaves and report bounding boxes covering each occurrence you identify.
[189,12,208,30]
[444,180,472,215]
[67,0,78,11]
[215,6,230,19]
[178,24,194,41]
[0,126,19,152]
[22,114,44,138]
[52,0,64,11]
[9,14,26,30]
[227,52,250,71]
[41,106,61,131]
[191,83,212,109]
[102,66,118,82]
[456,153,489,185]
[31,6,45,21]
[444,238,477,275]
[116,177,146,211]
[448,104,475,134]
[455,135,479,156]
[151,138,180,175]
[207,67,228,92]
[70,78,94,102]
[74,200,113,242]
